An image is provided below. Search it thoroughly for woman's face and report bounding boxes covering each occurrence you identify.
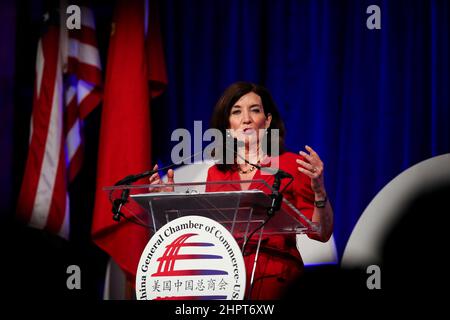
[228,92,272,145]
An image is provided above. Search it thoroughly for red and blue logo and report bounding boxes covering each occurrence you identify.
[136,216,246,300]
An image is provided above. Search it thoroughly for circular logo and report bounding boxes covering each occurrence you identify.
[136,215,246,300]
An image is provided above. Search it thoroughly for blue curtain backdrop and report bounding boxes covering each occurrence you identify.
[151,0,450,258]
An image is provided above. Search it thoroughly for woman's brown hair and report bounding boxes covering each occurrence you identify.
[210,82,286,172]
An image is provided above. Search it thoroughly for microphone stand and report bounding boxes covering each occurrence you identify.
[235,153,292,217]
[267,172,284,216]
[112,192,129,221]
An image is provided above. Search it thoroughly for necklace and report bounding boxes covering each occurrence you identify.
[238,160,260,174]
[238,165,256,174]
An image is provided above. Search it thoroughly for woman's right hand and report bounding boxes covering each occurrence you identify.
[148,164,175,192]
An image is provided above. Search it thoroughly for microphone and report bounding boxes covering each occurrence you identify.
[114,167,169,186]
[247,162,293,180]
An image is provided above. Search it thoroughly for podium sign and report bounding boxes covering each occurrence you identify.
[135,215,247,300]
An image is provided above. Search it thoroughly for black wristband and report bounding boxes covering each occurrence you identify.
[314,196,327,208]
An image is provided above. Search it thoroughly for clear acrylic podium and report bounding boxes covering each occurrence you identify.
[104,180,319,299]
[105,180,318,238]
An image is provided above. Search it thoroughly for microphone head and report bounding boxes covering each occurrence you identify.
[259,167,292,179]
[277,169,293,179]
[259,167,278,175]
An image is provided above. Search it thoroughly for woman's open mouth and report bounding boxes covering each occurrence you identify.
[243,128,256,135]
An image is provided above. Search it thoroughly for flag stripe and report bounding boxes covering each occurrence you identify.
[68,39,101,69]
[64,85,78,135]
[45,135,67,235]
[67,57,102,85]
[69,26,98,48]
[79,86,102,118]
[29,57,63,230]
[35,40,45,96]
[77,79,95,104]
[67,119,82,161]
[58,193,70,238]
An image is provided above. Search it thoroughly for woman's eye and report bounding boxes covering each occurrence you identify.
[251,108,261,113]
[231,110,241,115]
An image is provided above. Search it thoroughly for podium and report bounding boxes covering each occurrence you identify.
[105,180,318,299]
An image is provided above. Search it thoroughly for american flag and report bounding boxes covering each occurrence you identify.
[16,1,102,239]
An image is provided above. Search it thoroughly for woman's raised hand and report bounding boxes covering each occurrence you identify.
[296,145,326,195]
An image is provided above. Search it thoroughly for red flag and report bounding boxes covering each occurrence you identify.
[16,2,102,239]
[92,0,167,279]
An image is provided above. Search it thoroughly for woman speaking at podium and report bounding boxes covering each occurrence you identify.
[150,82,333,299]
